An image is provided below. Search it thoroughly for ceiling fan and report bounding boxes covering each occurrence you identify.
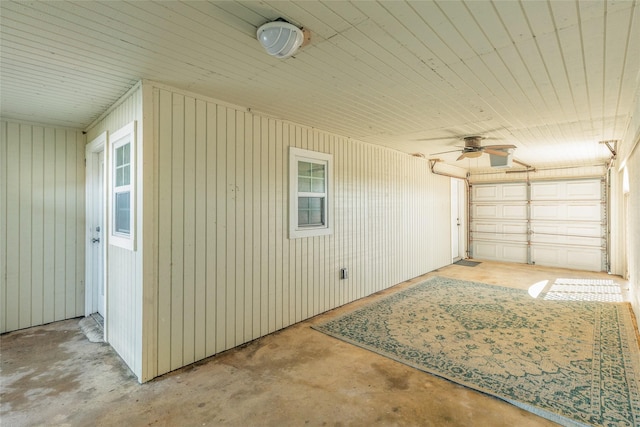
[430,136,516,161]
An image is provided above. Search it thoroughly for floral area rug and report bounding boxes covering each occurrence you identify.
[312,276,640,426]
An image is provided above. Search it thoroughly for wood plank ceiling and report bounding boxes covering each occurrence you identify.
[1,0,638,169]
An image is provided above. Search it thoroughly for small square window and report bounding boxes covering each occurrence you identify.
[289,147,333,239]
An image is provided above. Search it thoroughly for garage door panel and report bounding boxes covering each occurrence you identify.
[473,233,528,243]
[531,245,603,271]
[565,180,602,199]
[531,182,560,199]
[531,222,602,246]
[473,221,527,242]
[531,180,601,201]
[473,203,527,220]
[531,203,601,222]
[474,221,524,233]
[566,204,601,221]
[502,184,527,200]
[473,183,526,201]
[472,241,528,263]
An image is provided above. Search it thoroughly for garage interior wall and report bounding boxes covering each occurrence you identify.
[144,81,453,380]
[0,121,85,333]
[4,79,636,381]
[619,87,640,327]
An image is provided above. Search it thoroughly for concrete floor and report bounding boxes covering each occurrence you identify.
[1,261,631,426]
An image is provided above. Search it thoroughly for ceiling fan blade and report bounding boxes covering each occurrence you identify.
[484,148,509,157]
[456,152,469,161]
[430,149,462,155]
[484,144,517,149]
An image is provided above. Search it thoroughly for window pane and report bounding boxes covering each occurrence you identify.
[311,177,325,193]
[116,145,124,166]
[123,142,130,164]
[309,209,322,225]
[311,164,325,178]
[298,177,311,192]
[123,164,130,185]
[298,210,309,226]
[298,161,312,177]
[298,197,324,227]
[116,167,123,187]
[309,197,321,209]
[116,143,130,167]
[115,191,130,234]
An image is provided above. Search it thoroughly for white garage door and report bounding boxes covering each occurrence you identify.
[470,179,605,272]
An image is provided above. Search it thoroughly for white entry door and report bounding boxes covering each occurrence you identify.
[94,153,105,316]
[451,178,464,262]
[86,133,107,320]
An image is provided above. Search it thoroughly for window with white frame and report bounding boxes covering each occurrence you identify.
[289,147,333,239]
[110,121,136,250]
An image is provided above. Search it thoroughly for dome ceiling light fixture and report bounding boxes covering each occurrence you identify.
[257,19,307,59]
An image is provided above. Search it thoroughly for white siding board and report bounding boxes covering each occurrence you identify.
[75,131,85,316]
[42,127,56,325]
[194,99,207,361]
[216,105,227,352]
[53,130,67,321]
[225,110,237,348]
[183,96,196,366]
[241,113,252,342]
[170,92,185,371]
[0,121,6,333]
[266,117,276,334]
[274,120,283,330]
[5,123,20,331]
[205,102,218,355]
[30,126,44,326]
[65,132,79,319]
[19,125,32,328]
[251,115,262,339]
[279,123,290,331]
[156,88,172,374]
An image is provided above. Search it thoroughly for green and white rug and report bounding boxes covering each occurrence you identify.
[312,277,640,426]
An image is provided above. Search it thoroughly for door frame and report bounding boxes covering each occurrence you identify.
[85,131,108,339]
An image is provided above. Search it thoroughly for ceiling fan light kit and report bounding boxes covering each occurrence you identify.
[459,150,483,160]
[489,150,514,168]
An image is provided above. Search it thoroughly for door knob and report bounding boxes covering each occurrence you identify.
[91,238,100,243]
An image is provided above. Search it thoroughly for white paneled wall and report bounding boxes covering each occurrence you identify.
[86,85,144,378]
[0,121,85,333]
[618,88,640,327]
[150,84,452,378]
[626,144,639,327]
